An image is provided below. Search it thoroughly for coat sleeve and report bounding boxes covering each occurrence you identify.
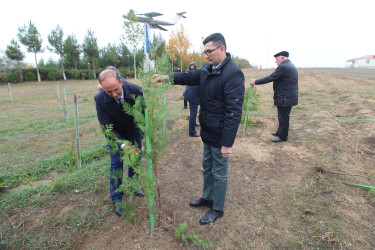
[221,69,245,147]
[173,69,201,86]
[255,65,286,85]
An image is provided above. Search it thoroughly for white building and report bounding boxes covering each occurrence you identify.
[346,55,375,68]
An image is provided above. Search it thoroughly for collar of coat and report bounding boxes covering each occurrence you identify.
[206,52,232,73]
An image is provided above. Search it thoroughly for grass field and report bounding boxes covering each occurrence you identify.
[1,68,375,249]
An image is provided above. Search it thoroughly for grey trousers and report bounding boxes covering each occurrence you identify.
[202,142,228,211]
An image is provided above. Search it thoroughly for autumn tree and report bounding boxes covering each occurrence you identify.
[165,31,178,72]
[171,24,192,71]
[17,20,43,82]
[122,9,144,79]
[5,39,25,82]
[48,25,66,80]
[64,34,81,69]
[82,29,99,78]
[189,51,206,68]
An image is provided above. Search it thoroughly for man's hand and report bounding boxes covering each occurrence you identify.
[250,79,256,85]
[152,74,169,84]
[221,146,232,158]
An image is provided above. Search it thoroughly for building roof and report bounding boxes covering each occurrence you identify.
[346,55,375,62]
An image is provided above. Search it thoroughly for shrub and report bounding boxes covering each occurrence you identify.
[7,73,19,83]
[48,71,58,81]
[0,74,8,83]
[25,72,37,81]
[70,69,80,79]
[81,72,87,80]
[88,72,96,79]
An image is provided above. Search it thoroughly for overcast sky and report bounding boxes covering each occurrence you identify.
[1,0,373,68]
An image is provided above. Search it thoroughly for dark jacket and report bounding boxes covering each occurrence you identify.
[183,62,200,105]
[94,77,143,142]
[255,59,298,107]
[174,53,245,148]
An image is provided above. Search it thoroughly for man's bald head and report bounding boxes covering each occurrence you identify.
[99,69,120,85]
[98,69,123,100]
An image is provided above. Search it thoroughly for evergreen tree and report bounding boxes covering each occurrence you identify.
[82,29,99,78]
[17,20,43,82]
[64,34,81,69]
[5,39,25,82]
[48,25,66,80]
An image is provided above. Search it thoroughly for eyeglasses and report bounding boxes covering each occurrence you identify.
[203,46,221,56]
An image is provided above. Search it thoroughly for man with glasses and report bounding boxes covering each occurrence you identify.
[95,67,145,218]
[154,33,245,225]
[250,51,298,142]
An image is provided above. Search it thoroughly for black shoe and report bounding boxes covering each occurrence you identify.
[271,132,278,136]
[199,209,224,225]
[195,123,200,127]
[183,106,187,110]
[134,190,144,197]
[189,197,213,207]
[113,201,125,217]
[189,132,200,137]
[272,137,287,142]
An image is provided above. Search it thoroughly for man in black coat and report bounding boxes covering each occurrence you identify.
[155,33,245,225]
[250,51,298,142]
[183,61,201,137]
[94,68,144,217]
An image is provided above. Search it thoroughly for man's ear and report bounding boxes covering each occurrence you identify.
[119,79,123,86]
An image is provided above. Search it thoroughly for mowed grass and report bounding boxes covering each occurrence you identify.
[0,80,114,248]
[0,80,107,186]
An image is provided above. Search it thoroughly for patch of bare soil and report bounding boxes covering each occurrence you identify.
[81,68,375,249]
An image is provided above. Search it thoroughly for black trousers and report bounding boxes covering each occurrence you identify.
[276,106,292,139]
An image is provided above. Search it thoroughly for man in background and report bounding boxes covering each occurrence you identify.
[183,62,200,137]
[250,51,298,142]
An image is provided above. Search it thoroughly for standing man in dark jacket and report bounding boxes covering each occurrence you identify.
[94,68,144,218]
[250,51,298,142]
[155,33,245,225]
[183,62,200,137]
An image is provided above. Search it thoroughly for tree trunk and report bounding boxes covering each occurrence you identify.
[17,61,23,82]
[180,57,183,72]
[34,53,41,82]
[133,54,137,79]
[91,57,96,78]
[61,54,66,80]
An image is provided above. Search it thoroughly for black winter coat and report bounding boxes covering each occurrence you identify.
[94,78,143,142]
[255,59,298,107]
[173,53,245,148]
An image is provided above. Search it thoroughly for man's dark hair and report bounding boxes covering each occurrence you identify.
[203,33,226,50]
